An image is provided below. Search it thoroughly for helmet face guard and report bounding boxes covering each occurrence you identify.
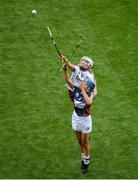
[79,56,94,70]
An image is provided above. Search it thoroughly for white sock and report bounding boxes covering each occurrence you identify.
[84,155,90,165]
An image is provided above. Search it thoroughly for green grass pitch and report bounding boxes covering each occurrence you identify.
[0,0,138,178]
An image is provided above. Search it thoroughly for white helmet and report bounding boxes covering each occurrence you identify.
[80,56,94,68]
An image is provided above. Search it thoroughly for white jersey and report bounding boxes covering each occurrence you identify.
[66,65,96,91]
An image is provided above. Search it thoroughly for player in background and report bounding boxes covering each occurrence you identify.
[63,64,95,174]
[59,55,97,102]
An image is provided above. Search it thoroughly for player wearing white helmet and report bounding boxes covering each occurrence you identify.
[79,56,94,70]
[59,55,97,173]
[63,64,96,174]
[59,55,97,101]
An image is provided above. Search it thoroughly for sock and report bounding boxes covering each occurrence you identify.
[84,155,90,165]
[81,153,85,161]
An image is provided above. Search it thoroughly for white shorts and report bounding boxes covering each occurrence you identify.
[72,111,92,133]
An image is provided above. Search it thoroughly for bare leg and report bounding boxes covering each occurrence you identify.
[81,133,91,156]
[73,130,84,154]
[80,133,91,173]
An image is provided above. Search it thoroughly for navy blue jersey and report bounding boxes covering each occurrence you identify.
[73,86,94,116]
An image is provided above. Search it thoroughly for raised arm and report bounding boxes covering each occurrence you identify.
[63,65,74,89]
[78,83,92,105]
[59,55,75,71]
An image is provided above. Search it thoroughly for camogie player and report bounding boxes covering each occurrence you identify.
[59,55,97,102]
[63,64,95,174]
